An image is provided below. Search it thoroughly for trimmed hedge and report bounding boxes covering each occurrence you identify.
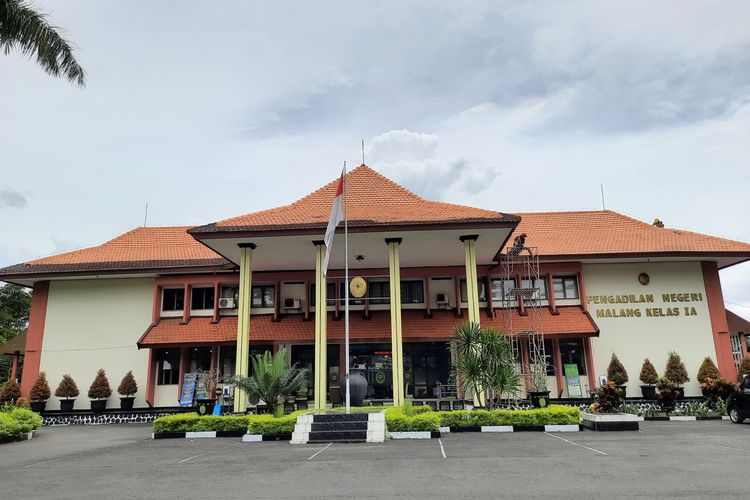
[152,413,250,433]
[0,407,43,437]
[151,405,580,435]
[384,407,441,431]
[437,405,580,428]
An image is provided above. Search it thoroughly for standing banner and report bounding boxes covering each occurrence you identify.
[179,373,197,407]
[564,364,583,398]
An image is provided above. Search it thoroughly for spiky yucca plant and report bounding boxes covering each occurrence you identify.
[232,349,307,417]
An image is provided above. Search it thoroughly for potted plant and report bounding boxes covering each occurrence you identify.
[0,378,21,405]
[88,369,112,412]
[231,349,308,417]
[639,359,658,400]
[607,353,629,397]
[55,374,79,412]
[117,371,138,410]
[697,357,720,397]
[592,380,624,413]
[655,376,678,415]
[195,369,219,416]
[29,372,52,412]
[664,352,689,399]
[700,377,735,408]
[528,361,550,408]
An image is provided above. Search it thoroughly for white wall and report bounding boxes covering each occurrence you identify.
[584,262,715,397]
[41,278,154,410]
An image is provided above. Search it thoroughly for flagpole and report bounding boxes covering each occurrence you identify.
[343,161,351,415]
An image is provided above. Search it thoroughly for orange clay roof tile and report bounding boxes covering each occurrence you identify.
[189,165,515,233]
[507,210,750,258]
[0,226,227,277]
[137,307,598,346]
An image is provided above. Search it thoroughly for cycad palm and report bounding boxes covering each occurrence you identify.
[232,349,307,416]
[1,0,85,86]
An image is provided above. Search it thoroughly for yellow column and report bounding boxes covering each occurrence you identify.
[313,241,328,410]
[234,243,255,413]
[461,235,481,325]
[460,235,482,405]
[386,238,405,406]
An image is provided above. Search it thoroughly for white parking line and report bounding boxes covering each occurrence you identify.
[178,442,242,463]
[438,438,447,459]
[25,450,99,468]
[711,444,750,454]
[544,432,608,456]
[307,442,333,460]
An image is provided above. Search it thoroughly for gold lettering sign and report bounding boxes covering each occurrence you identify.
[587,291,703,319]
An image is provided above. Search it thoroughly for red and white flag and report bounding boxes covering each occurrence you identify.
[322,169,345,276]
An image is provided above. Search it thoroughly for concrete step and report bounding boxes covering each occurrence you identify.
[308,430,367,441]
[311,422,368,432]
[308,439,366,444]
[312,413,369,423]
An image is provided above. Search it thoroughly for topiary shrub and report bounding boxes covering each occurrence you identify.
[88,369,112,399]
[738,356,750,382]
[607,353,629,385]
[697,357,720,384]
[664,351,690,386]
[591,380,624,413]
[117,371,138,397]
[656,376,678,415]
[700,377,735,408]
[29,372,51,402]
[55,374,80,399]
[15,396,30,408]
[639,359,658,385]
[0,379,21,405]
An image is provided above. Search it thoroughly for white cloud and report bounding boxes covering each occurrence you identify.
[0,186,28,209]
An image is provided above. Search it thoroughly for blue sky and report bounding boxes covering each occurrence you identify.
[1,1,749,316]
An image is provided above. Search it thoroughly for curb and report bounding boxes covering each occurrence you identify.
[446,424,580,433]
[643,416,726,421]
[152,430,254,440]
[0,430,37,445]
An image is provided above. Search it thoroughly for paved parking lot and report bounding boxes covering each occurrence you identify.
[0,421,748,499]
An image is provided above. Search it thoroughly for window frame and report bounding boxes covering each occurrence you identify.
[191,286,215,311]
[162,287,185,312]
[553,276,580,300]
[459,279,486,303]
[251,284,275,308]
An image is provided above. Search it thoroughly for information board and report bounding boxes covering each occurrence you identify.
[564,364,583,398]
[179,373,197,407]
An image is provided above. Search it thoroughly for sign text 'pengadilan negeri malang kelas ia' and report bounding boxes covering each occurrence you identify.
[587,292,704,319]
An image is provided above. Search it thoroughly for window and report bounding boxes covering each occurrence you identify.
[309,282,337,307]
[459,279,486,302]
[157,349,180,385]
[369,281,390,305]
[162,288,185,311]
[490,279,515,301]
[521,277,548,300]
[400,280,425,304]
[559,339,586,375]
[252,285,275,308]
[553,276,579,300]
[220,284,239,304]
[191,287,215,310]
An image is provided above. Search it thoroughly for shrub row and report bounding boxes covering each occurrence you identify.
[0,406,44,438]
[436,405,580,428]
[152,405,580,435]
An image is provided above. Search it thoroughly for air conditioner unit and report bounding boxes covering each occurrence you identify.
[218,297,235,309]
[284,297,301,309]
[436,293,449,309]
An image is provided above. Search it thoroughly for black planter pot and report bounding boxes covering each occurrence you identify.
[340,372,368,407]
[641,385,656,400]
[617,385,627,398]
[59,399,75,412]
[90,399,107,412]
[120,397,135,411]
[529,390,551,408]
[674,387,685,400]
[195,398,217,416]
[30,400,47,413]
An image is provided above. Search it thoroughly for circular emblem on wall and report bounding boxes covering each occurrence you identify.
[375,371,386,384]
[538,397,547,408]
[329,373,338,384]
[404,372,412,381]
[350,276,367,298]
[638,273,650,286]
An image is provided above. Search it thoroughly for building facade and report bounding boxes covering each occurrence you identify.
[2,165,749,410]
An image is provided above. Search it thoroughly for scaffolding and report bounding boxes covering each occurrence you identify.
[499,245,546,395]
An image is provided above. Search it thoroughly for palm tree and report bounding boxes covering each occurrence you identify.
[1,0,85,86]
[232,349,308,417]
[452,322,519,409]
